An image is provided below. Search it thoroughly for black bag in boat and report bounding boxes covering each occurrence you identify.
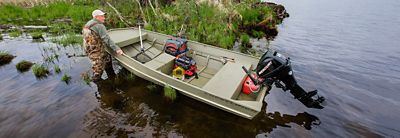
[174,55,197,77]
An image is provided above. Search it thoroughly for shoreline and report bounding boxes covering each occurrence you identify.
[0,0,288,51]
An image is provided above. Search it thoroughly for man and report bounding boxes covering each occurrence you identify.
[83,9,124,81]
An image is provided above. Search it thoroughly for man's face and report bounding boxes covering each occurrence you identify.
[95,15,105,23]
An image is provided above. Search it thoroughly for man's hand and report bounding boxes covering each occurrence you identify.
[116,49,124,55]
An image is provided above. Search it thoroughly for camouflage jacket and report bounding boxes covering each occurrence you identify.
[83,19,120,51]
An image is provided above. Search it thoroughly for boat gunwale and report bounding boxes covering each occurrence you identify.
[107,28,265,119]
[107,27,261,60]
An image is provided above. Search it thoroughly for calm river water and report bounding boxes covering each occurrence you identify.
[1,0,400,137]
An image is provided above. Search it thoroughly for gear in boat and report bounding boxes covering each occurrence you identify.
[164,35,325,109]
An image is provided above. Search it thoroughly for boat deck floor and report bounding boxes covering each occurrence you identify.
[120,36,263,102]
[121,41,219,88]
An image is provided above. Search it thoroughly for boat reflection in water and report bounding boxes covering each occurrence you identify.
[82,70,321,137]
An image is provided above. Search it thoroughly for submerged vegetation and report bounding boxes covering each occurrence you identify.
[16,60,34,72]
[0,51,15,65]
[81,71,91,84]
[125,72,136,81]
[164,85,177,101]
[146,83,158,92]
[54,64,61,74]
[30,31,44,40]
[0,0,288,50]
[61,73,72,83]
[31,64,50,78]
[9,29,22,38]
[51,33,83,47]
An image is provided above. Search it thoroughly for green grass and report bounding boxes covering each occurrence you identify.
[30,31,43,39]
[54,64,61,74]
[252,30,265,39]
[61,73,72,83]
[9,30,22,38]
[16,60,34,72]
[1,0,285,51]
[0,2,97,27]
[164,85,177,101]
[241,34,251,48]
[0,51,15,65]
[31,64,49,78]
[52,33,83,47]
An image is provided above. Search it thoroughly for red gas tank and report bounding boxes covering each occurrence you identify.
[242,73,261,94]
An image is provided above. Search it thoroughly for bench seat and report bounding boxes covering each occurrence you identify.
[202,62,251,99]
[144,53,175,70]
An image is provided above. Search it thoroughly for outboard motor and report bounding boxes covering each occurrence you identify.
[242,49,325,109]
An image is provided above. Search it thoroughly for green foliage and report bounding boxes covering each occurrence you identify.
[241,34,251,47]
[61,73,72,83]
[0,51,15,65]
[125,72,136,81]
[146,84,158,92]
[9,30,22,38]
[0,2,97,27]
[164,85,177,101]
[16,60,34,72]
[52,33,82,47]
[30,31,43,39]
[31,64,49,78]
[251,30,265,39]
[0,34,3,40]
[54,64,61,74]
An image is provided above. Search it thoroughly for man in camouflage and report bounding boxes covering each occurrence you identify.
[83,9,124,81]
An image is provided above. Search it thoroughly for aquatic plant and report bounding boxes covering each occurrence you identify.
[9,30,22,38]
[125,72,136,81]
[146,84,158,92]
[44,55,56,63]
[15,60,34,72]
[52,33,83,47]
[54,64,61,74]
[164,85,177,101]
[81,71,91,84]
[30,31,43,40]
[61,73,72,83]
[0,51,15,66]
[31,64,50,78]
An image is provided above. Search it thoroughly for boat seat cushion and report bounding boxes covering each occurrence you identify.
[203,62,251,99]
[108,29,148,47]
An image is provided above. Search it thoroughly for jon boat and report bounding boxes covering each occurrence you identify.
[107,28,268,119]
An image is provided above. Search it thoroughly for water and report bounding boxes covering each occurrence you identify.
[265,0,400,137]
[1,0,400,137]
